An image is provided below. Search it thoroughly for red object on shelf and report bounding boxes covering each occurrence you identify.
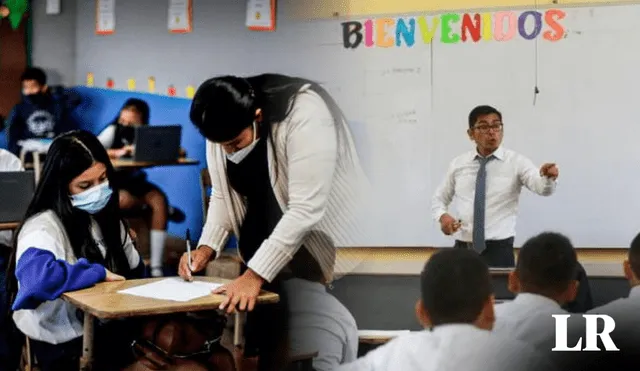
[167,85,177,97]
[106,78,114,89]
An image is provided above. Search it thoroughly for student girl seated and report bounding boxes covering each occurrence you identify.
[6,130,145,371]
[98,98,184,277]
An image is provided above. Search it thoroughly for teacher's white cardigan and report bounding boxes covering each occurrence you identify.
[198,85,370,283]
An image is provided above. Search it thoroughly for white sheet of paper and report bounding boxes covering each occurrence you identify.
[358,330,411,338]
[118,278,223,302]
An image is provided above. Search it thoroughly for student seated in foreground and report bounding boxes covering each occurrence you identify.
[336,248,556,371]
[589,231,640,317]
[493,231,578,349]
[6,130,145,371]
[286,232,358,371]
[0,148,25,371]
[98,98,184,277]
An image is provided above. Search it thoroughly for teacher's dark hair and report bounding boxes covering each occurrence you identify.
[189,74,354,176]
[468,105,502,128]
[5,130,132,315]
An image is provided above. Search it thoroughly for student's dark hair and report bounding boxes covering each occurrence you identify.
[189,73,355,177]
[421,248,492,326]
[20,67,47,86]
[468,105,502,128]
[516,232,578,295]
[112,98,150,126]
[5,130,131,309]
[628,232,640,278]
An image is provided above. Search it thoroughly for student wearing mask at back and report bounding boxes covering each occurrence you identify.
[4,67,81,155]
[493,232,578,350]
[336,249,555,371]
[5,130,145,371]
[98,98,184,277]
[0,148,24,371]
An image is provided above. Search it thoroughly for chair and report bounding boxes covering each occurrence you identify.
[20,337,38,371]
[286,352,318,371]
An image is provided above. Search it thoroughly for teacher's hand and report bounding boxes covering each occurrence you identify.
[178,245,215,281]
[439,213,461,235]
[540,163,559,179]
[213,269,264,314]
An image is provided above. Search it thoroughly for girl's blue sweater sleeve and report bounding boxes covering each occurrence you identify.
[12,247,106,311]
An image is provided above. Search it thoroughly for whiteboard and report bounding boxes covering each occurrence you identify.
[75,2,636,248]
[254,5,640,248]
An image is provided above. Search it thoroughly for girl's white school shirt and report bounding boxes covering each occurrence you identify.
[12,210,140,344]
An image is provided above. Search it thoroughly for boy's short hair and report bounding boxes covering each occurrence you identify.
[516,232,578,294]
[21,67,47,86]
[421,248,492,326]
[628,232,640,278]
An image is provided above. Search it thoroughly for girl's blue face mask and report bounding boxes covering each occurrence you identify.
[70,181,113,214]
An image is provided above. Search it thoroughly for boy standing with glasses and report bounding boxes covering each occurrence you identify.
[431,105,559,267]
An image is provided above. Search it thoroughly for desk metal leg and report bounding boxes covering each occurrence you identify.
[80,312,94,371]
[233,312,243,347]
[33,152,41,184]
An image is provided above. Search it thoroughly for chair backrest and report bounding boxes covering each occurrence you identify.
[286,352,318,371]
[200,168,212,223]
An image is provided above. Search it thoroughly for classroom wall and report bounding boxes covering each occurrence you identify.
[31,0,77,86]
[68,0,367,243]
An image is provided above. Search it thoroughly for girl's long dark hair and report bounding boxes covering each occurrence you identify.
[189,73,359,177]
[111,98,150,126]
[109,98,151,149]
[5,130,131,312]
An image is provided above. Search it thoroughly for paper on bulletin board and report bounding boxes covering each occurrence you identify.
[95,0,115,35]
[246,0,276,31]
[46,0,61,15]
[168,0,192,33]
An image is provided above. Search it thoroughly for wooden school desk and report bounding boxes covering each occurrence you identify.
[111,157,200,170]
[62,276,279,371]
[0,222,19,231]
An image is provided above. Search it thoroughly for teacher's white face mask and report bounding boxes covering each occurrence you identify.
[226,121,259,164]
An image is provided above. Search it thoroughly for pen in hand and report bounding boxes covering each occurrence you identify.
[185,229,194,281]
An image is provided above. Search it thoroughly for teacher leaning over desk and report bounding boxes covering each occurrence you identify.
[178,74,368,371]
[432,105,559,267]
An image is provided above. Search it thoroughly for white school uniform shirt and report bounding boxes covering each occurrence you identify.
[336,323,557,371]
[199,84,371,283]
[493,293,567,349]
[12,210,140,344]
[0,148,24,246]
[285,278,358,371]
[586,285,640,346]
[432,146,556,242]
[97,124,116,148]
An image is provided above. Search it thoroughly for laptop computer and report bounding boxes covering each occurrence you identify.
[0,171,35,223]
[131,125,182,162]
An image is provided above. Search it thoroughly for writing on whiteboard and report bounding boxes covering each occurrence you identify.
[365,66,428,95]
